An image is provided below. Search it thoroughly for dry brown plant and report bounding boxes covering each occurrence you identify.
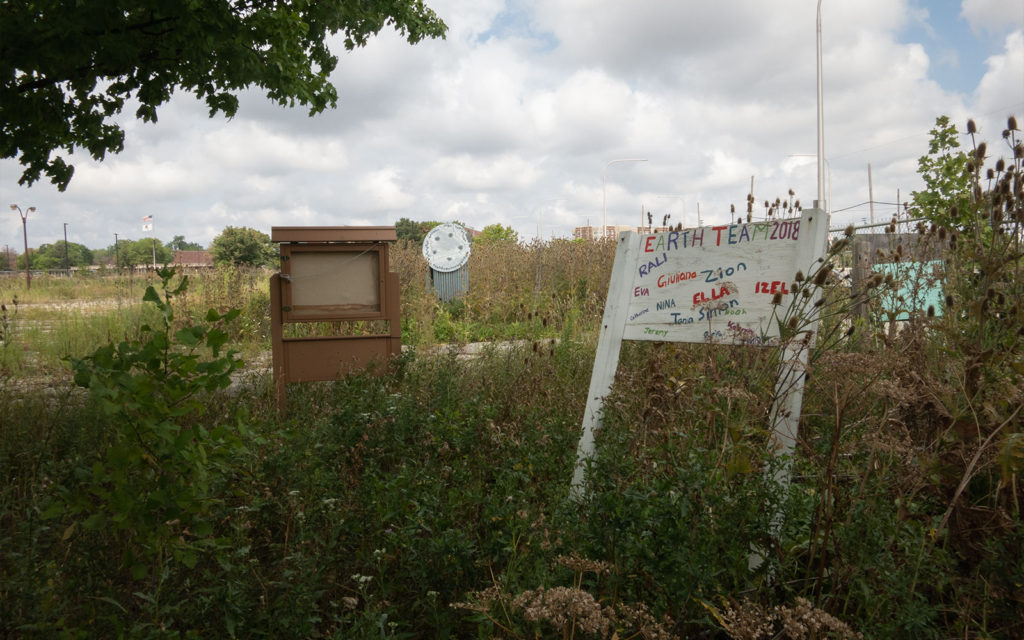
[705,596,862,639]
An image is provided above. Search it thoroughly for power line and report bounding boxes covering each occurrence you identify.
[831,200,903,213]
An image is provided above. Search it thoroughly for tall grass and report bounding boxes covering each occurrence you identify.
[2,242,611,377]
[392,238,616,345]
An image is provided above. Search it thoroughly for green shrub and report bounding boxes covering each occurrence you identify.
[33,267,252,633]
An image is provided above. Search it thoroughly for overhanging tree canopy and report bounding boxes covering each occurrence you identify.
[1,0,446,190]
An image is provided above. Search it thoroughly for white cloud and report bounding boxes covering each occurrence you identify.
[358,168,415,211]
[2,0,1021,250]
[429,153,541,191]
[204,123,349,175]
[973,30,1024,117]
[961,0,1023,35]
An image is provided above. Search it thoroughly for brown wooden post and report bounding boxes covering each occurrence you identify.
[270,273,288,416]
[387,271,401,357]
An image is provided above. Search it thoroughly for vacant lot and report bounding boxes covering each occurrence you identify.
[2,216,1022,638]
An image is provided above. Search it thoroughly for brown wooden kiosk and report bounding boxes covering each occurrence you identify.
[270,226,400,414]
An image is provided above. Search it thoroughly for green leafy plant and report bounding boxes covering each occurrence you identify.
[47,267,249,579]
[0,296,20,377]
[911,115,973,230]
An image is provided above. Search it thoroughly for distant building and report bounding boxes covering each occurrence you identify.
[572,225,674,241]
[172,250,214,268]
[572,225,633,241]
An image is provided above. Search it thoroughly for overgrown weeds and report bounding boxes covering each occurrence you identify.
[1,119,1022,638]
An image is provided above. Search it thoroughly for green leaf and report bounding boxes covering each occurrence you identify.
[39,501,65,520]
[96,596,129,614]
[174,327,203,347]
[83,513,107,531]
[178,549,198,569]
[206,328,229,356]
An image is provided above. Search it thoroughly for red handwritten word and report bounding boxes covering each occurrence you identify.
[657,271,697,288]
[754,281,790,295]
[692,284,734,305]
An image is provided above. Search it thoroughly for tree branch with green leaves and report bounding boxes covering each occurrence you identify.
[1,0,447,190]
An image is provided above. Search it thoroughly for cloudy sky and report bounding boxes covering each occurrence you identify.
[2,0,1023,253]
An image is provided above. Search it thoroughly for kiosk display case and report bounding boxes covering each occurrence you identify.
[270,226,400,414]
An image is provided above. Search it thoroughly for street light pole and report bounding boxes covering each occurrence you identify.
[603,158,647,240]
[9,204,35,290]
[63,223,70,275]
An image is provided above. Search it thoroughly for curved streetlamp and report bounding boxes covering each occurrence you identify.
[10,204,35,289]
[602,158,647,240]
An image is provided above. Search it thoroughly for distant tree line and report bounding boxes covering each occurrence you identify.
[6,227,276,271]
[7,221,523,272]
[396,217,520,246]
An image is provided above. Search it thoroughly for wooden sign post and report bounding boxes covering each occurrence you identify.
[270,226,401,416]
[571,208,830,500]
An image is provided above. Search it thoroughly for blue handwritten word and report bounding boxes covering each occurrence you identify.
[638,252,668,277]
[701,262,747,283]
[697,299,744,322]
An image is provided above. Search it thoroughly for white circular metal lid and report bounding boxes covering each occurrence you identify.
[422,223,471,272]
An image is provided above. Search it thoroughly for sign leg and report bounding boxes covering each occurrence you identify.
[570,233,639,499]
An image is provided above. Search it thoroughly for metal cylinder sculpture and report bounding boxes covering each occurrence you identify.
[422,223,471,301]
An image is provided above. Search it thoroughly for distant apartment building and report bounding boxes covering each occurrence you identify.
[572,225,674,241]
[572,225,633,241]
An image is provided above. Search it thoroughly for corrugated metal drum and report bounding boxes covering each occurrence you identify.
[422,223,471,301]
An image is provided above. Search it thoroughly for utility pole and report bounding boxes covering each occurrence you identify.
[868,164,876,225]
[114,233,120,273]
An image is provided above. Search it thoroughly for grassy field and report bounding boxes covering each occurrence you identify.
[2,180,1023,638]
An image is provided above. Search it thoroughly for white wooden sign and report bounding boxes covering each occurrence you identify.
[571,208,830,498]
[624,218,804,344]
